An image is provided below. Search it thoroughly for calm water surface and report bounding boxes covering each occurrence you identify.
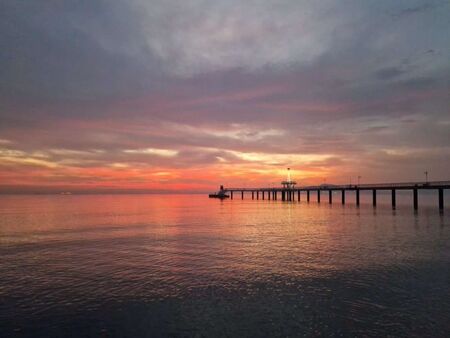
[0,194,449,337]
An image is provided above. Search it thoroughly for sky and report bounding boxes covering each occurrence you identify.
[0,0,449,193]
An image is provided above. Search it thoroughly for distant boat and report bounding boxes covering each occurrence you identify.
[209,186,229,199]
[209,192,229,199]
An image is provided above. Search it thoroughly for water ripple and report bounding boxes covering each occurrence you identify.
[0,194,449,337]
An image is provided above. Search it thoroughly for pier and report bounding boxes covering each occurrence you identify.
[221,181,449,211]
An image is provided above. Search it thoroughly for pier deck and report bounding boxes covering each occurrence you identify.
[221,181,450,211]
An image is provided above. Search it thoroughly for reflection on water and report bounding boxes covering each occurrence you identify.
[0,194,449,337]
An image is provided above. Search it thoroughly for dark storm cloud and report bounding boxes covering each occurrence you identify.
[0,0,165,103]
[375,67,406,80]
[391,3,438,18]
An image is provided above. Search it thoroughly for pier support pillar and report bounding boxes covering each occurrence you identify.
[317,190,321,203]
[274,191,277,200]
[282,191,285,201]
[256,191,259,200]
[329,190,332,204]
[252,191,254,200]
[372,189,377,207]
[307,190,310,202]
[231,191,233,199]
[342,190,345,204]
[262,191,265,200]
[268,191,271,200]
[356,189,360,206]
[241,191,244,200]
[391,189,396,209]
[298,190,301,201]
[413,189,418,210]
[439,188,444,211]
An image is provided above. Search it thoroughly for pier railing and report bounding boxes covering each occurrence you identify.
[301,180,450,190]
[226,180,450,191]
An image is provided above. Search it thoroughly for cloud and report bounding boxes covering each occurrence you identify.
[0,0,165,102]
[168,122,285,141]
[0,148,59,169]
[375,67,406,80]
[0,139,13,145]
[391,3,438,18]
[0,0,449,191]
[227,150,333,166]
[137,0,343,76]
[123,148,179,157]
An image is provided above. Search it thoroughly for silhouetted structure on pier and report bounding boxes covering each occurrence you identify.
[221,181,449,212]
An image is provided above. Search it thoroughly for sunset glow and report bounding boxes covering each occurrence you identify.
[1,1,449,193]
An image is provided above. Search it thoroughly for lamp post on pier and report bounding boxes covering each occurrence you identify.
[281,168,297,201]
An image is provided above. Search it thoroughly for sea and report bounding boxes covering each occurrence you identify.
[0,192,449,337]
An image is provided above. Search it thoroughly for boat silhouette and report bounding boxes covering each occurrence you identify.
[209,185,229,199]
